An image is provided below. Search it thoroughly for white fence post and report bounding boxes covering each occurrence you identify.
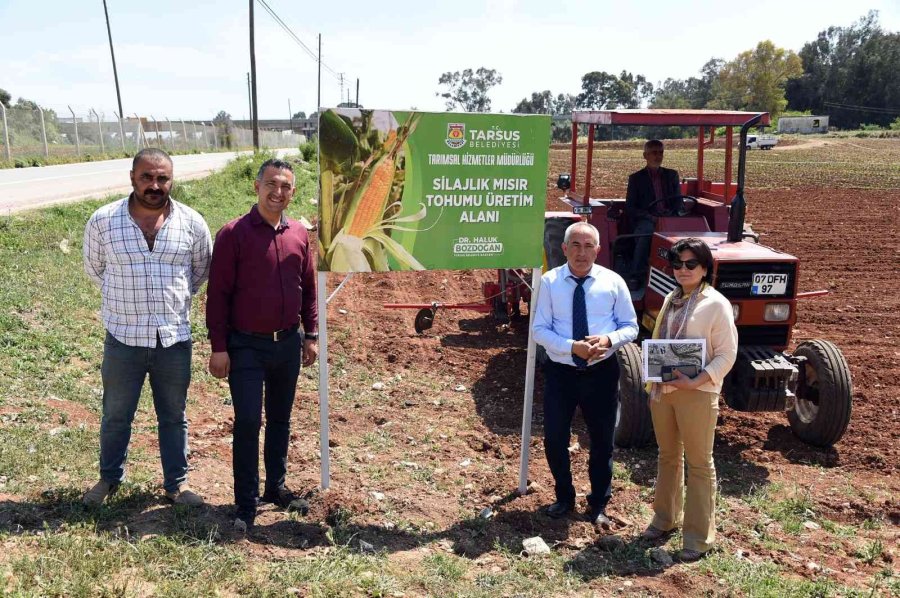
[68,105,80,157]
[91,108,105,154]
[166,118,174,150]
[180,119,188,151]
[151,116,161,148]
[114,111,126,153]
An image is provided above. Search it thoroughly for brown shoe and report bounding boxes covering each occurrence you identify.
[82,479,118,506]
[165,485,205,506]
[640,525,671,541]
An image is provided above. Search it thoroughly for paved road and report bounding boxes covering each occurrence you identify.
[0,148,299,214]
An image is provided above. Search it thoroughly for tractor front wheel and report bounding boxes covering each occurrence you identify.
[614,343,654,448]
[787,340,852,447]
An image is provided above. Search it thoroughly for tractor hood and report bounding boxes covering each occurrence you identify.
[659,232,798,263]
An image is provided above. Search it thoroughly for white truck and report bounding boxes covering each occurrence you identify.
[746,134,778,150]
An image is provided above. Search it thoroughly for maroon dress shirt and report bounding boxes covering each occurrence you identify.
[206,205,317,352]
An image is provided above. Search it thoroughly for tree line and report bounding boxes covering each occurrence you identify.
[436,11,899,131]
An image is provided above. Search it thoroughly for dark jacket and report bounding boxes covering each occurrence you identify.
[625,166,681,224]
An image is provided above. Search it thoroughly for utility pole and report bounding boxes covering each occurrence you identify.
[102,0,124,119]
[246,73,253,127]
[248,0,259,150]
[356,78,359,108]
[288,98,293,133]
[317,34,322,112]
[338,73,345,106]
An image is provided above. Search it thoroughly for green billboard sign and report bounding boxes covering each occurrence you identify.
[318,109,550,272]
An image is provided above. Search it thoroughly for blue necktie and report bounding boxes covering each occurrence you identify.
[572,276,589,369]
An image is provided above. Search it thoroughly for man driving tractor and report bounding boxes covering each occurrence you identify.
[625,139,680,289]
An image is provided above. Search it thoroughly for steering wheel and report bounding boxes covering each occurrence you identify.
[646,194,698,217]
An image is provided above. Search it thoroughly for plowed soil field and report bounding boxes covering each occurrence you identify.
[191,137,895,594]
[5,137,897,596]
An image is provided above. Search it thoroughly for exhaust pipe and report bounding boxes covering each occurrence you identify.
[728,113,767,243]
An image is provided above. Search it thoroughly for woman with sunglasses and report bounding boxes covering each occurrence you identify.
[639,237,738,562]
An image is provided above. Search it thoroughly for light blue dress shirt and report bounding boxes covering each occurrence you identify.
[532,263,639,367]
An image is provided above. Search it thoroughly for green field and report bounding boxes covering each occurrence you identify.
[0,145,896,597]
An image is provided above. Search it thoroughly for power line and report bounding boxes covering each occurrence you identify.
[822,101,899,115]
[254,0,343,81]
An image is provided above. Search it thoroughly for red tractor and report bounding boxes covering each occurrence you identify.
[554,109,852,448]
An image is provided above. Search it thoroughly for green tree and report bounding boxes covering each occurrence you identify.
[512,90,554,114]
[709,41,802,115]
[553,93,576,115]
[436,67,503,112]
[6,97,62,147]
[786,11,900,128]
[651,58,724,109]
[575,70,652,109]
[213,110,234,148]
[292,111,307,119]
[575,71,621,109]
[0,88,10,108]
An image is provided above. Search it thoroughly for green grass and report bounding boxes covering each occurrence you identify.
[6,522,247,596]
[702,553,848,598]
[0,145,282,170]
[743,482,817,535]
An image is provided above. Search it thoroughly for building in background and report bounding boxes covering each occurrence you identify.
[777,116,829,134]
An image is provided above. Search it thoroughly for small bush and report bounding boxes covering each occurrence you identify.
[299,137,317,162]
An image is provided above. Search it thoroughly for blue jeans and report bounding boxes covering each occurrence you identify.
[543,358,620,514]
[227,330,302,518]
[99,332,191,493]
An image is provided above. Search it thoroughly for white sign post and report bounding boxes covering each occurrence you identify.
[517,268,542,495]
[317,271,330,489]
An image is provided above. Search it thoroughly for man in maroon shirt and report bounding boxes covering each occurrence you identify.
[206,158,318,530]
[625,140,681,289]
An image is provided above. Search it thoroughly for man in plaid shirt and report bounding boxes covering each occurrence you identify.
[82,148,212,506]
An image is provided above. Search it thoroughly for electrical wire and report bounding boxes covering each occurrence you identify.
[254,0,344,81]
[822,101,899,115]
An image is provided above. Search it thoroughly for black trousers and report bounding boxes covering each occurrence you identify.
[227,330,302,517]
[543,357,620,514]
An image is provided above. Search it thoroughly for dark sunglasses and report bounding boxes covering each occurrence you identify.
[671,259,701,270]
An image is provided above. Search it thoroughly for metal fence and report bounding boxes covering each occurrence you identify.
[0,105,305,164]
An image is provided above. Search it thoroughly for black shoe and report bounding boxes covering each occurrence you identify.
[546,501,574,519]
[591,511,613,529]
[233,508,256,532]
[262,486,310,515]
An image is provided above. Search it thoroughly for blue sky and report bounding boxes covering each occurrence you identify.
[1,0,898,121]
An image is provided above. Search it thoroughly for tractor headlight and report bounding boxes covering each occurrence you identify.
[556,173,571,191]
[731,303,740,322]
[764,303,791,322]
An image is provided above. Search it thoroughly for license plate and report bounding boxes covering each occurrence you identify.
[751,273,788,295]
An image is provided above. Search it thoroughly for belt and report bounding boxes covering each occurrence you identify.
[235,325,299,342]
[549,358,614,374]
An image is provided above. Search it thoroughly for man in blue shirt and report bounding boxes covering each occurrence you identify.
[532,221,638,527]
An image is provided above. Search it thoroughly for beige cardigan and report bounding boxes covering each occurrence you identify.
[652,284,739,395]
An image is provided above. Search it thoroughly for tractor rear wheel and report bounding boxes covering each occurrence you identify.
[787,340,852,447]
[614,343,654,448]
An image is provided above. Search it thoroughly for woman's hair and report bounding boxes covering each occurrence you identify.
[669,237,714,285]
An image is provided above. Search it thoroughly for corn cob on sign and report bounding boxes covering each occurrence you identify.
[318,109,551,272]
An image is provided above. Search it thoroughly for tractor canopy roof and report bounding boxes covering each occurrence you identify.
[572,109,770,127]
